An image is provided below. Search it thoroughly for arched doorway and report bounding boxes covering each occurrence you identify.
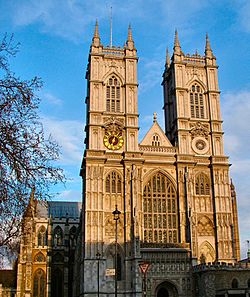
[156,281,178,297]
[157,287,169,297]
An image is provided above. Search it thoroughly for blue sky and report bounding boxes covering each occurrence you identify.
[0,0,250,258]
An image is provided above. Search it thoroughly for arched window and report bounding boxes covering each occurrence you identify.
[51,268,63,297]
[190,83,205,119]
[106,76,121,112]
[152,134,160,146]
[33,269,46,297]
[143,172,178,243]
[195,173,210,195]
[232,278,239,289]
[106,171,122,194]
[37,226,47,247]
[54,226,63,247]
[69,226,77,247]
[34,252,45,262]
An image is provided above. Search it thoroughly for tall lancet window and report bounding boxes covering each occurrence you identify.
[190,83,205,119]
[106,171,122,194]
[143,172,178,244]
[106,76,121,112]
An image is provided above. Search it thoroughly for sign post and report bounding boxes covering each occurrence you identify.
[139,262,150,297]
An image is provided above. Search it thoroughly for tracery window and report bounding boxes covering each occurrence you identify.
[106,171,122,194]
[152,134,160,146]
[195,173,210,195]
[33,269,46,297]
[54,226,63,246]
[34,252,45,262]
[106,76,121,112]
[37,226,47,247]
[143,172,178,243]
[190,83,205,119]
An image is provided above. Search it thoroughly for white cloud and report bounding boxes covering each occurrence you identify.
[57,189,81,202]
[221,90,250,258]
[42,116,83,166]
[42,92,63,106]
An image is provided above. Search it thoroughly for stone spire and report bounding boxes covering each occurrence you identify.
[173,29,181,54]
[92,20,100,47]
[126,24,134,49]
[165,47,170,68]
[205,33,213,58]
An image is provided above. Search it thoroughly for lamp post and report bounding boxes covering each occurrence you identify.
[112,205,121,297]
[96,251,101,297]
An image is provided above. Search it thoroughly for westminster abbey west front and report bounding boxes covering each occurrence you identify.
[12,23,250,297]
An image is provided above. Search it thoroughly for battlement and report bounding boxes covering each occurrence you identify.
[193,261,250,272]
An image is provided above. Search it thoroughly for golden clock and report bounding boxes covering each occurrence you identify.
[103,130,124,150]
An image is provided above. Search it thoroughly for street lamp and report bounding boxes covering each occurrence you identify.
[96,251,101,297]
[112,205,121,297]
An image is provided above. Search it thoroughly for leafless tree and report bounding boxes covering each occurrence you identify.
[0,34,65,259]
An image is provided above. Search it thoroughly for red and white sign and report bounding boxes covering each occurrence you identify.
[139,262,150,274]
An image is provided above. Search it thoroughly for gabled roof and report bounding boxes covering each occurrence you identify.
[140,113,172,147]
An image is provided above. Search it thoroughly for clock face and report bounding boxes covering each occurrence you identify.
[104,130,124,150]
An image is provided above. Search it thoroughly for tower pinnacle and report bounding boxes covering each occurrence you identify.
[92,20,100,47]
[173,30,181,54]
[165,47,170,68]
[205,33,213,58]
[126,24,134,49]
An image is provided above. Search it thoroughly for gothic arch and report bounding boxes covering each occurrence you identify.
[198,241,215,264]
[102,71,125,86]
[186,78,206,92]
[155,280,179,297]
[53,226,64,246]
[104,168,123,193]
[34,252,45,262]
[187,80,207,119]
[37,226,47,247]
[143,171,178,243]
[197,216,214,236]
[143,169,177,191]
[33,268,46,297]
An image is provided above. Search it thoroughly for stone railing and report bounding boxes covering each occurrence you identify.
[103,47,124,56]
[139,145,177,153]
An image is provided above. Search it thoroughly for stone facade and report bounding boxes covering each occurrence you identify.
[15,192,81,297]
[77,24,242,297]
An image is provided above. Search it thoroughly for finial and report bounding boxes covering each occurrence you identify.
[94,20,99,38]
[166,47,170,68]
[174,30,180,47]
[128,23,133,41]
[153,112,157,122]
[205,33,213,57]
[126,23,134,49]
[92,19,100,46]
[173,29,181,54]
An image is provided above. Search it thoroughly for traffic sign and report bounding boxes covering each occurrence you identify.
[139,262,150,274]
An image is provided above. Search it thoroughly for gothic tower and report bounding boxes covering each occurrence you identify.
[162,31,240,262]
[80,22,142,297]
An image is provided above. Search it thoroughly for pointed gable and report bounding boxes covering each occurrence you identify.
[140,113,172,147]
